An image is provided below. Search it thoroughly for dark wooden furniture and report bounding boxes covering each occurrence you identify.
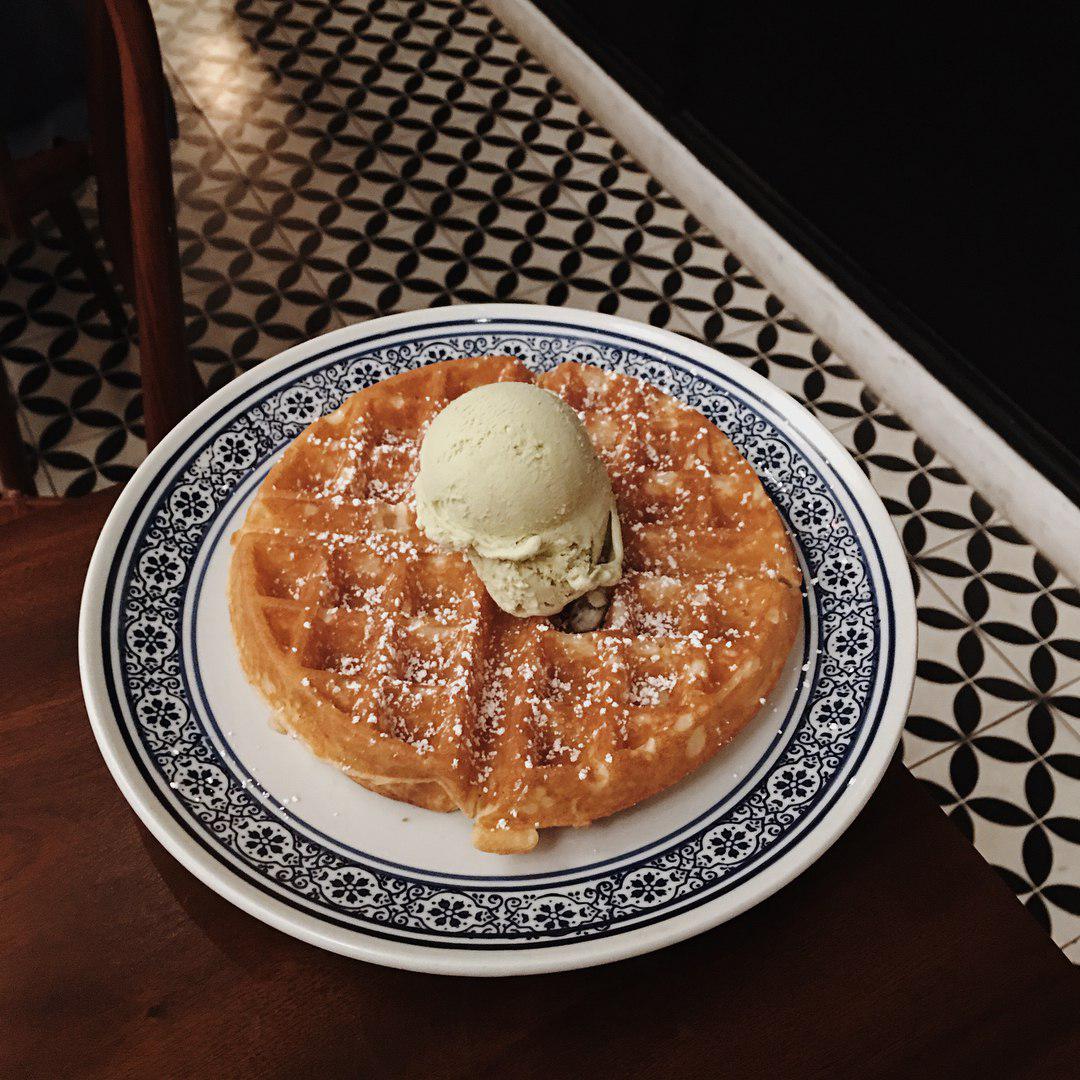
[0,0,198,496]
[0,139,128,495]
[0,140,127,333]
[85,0,197,445]
[2,491,1078,1078]
[0,362,35,494]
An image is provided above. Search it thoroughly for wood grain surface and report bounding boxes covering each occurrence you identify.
[2,489,1078,1079]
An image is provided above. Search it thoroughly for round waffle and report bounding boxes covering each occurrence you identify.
[229,356,802,853]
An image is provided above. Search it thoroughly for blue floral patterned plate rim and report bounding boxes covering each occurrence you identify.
[79,305,916,976]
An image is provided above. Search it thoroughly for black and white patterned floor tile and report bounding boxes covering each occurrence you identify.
[836,405,1000,560]
[2,0,1078,957]
[919,521,1080,696]
[914,702,1080,948]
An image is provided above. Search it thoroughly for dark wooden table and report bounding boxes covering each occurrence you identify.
[3,489,1079,1078]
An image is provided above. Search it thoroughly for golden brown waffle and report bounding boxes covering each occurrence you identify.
[229,356,802,853]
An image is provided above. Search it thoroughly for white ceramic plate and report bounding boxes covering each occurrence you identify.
[80,305,916,976]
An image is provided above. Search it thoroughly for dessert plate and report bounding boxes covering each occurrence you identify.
[80,305,916,976]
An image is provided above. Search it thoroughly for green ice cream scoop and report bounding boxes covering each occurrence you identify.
[413,381,623,617]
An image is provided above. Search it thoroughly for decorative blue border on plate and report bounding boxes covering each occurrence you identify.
[101,317,893,948]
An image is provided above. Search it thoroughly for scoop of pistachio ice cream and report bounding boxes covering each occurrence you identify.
[413,381,623,617]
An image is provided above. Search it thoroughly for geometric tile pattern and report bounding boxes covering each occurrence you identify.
[916,704,1080,947]
[1,0,1077,956]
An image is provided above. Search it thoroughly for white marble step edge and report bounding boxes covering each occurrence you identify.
[489,0,1080,585]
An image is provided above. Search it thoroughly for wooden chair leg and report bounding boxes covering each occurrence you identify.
[48,195,128,335]
[0,370,36,496]
[86,1,136,303]
[87,0,198,447]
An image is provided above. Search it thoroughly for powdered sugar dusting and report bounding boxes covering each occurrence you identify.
[238,356,799,830]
